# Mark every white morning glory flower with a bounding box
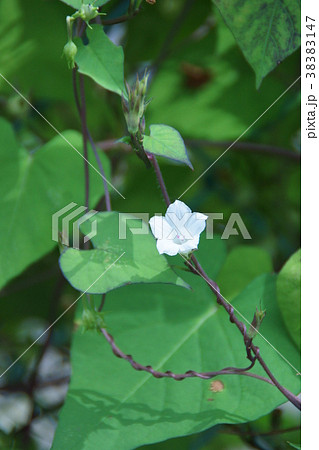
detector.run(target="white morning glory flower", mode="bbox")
[149,200,208,256]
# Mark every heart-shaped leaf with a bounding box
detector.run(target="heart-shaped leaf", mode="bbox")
[212,0,301,87]
[75,25,125,96]
[143,124,193,168]
[0,118,109,290]
[59,212,189,294]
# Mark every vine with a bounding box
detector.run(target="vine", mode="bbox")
[64,3,300,412]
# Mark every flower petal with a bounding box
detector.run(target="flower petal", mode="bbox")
[149,216,172,239]
[185,212,208,237]
[165,200,193,237]
[178,235,200,255]
[156,239,180,256]
[165,200,192,220]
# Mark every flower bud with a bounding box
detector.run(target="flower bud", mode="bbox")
[138,71,150,97]
[79,3,99,23]
[122,70,151,135]
[63,40,77,69]
[73,3,106,28]
[81,305,106,332]
[248,306,266,339]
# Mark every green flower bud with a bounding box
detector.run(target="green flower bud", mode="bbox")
[81,304,106,333]
[72,3,106,28]
[6,94,29,118]
[138,70,150,97]
[79,4,99,22]
[63,40,77,69]
[248,306,266,339]
[122,70,151,135]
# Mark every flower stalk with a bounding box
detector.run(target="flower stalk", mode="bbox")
[148,156,301,411]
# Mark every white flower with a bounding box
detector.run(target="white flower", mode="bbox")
[149,200,208,256]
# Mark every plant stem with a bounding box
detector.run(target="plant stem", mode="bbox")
[151,0,197,75]
[148,155,301,411]
[186,138,300,162]
[87,130,111,211]
[98,151,275,388]
[98,293,106,312]
[72,69,111,211]
[186,256,301,410]
[94,150,296,397]
[100,328,274,385]
[96,138,300,162]
[102,8,140,26]
[78,71,90,209]
[149,154,170,206]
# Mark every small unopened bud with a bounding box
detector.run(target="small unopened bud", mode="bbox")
[122,70,151,135]
[139,70,150,97]
[81,305,106,333]
[63,40,77,69]
[73,3,106,28]
[80,4,99,21]
[248,306,266,339]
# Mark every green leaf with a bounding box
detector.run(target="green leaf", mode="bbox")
[75,25,125,96]
[59,212,189,294]
[143,125,193,168]
[276,249,301,350]
[0,0,74,101]
[217,246,273,300]
[53,240,300,449]
[147,13,300,145]
[60,0,109,9]
[0,118,109,290]
[0,0,33,85]
[212,0,301,87]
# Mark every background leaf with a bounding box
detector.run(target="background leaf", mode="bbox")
[53,239,300,449]
[75,25,125,96]
[143,124,193,168]
[0,118,109,290]
[0,0,73,100]
[276,248,301,349]
[216,246,273,299]
[59,212,189,294]
[212,0,301,87]
[147,10,300,143]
